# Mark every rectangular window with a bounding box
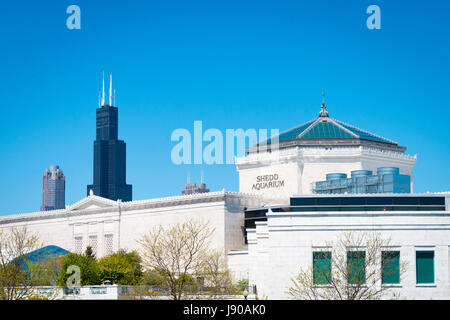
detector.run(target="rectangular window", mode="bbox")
[416,251,434,284]
[313,251,332,285]
[316,198,340,206]
[366,197,392,205]
[347,251,366,284]
[382,251,400,284]
[74,236,83,254]
[104,234,113,256]
[89,235,98,257]
[341,197,366,206]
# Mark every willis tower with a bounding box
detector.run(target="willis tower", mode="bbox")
[87,73,132,201]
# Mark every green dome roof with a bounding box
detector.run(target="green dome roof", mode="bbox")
[258,96,402,152]
[269,117,396,144]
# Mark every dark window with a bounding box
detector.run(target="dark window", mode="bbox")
[245,209,268,219]
[347,251,366,284]
[416,251,434,284]
[341,197,366,206]
[418,197,445,206]
[392,197,419,205]
[316,198,341,206]
[313,252,332,285]
[382,251,400,284]
[366,197,393,205]
[290,198,316,206]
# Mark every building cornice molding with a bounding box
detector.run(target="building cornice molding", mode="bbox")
[0,190,269,225]
[236,145,417,169]
[266,211,450,219]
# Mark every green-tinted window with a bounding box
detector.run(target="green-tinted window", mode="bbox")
[313,252,332,285]
[347,251,366,284]
[301,122,356,139]
[382,251,400,284]
[274,120,315,142]
[416,251,434,284]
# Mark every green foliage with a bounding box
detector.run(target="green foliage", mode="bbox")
[56,253,100,286]
[0,265,29,299]
[84,246,96,260]
[97,250,143,285]
[174,273,197,287]
[138,219,215,300]
[0,226,42,300]
[27,255,65,286]
[140,269,166,286]
[25,293,49,300]
[56,249,143,287]
[235,278,249,292]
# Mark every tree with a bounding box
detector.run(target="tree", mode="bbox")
[197,249,236,299]
[97,250,143,285]
[138,219,215,300]
[27,254,65,286]
[140,268,166,287]
[56,252,100,286]
[84,246,95,260]
[0,226,41,300]
[235,278,249,292]
[287,231,407,300]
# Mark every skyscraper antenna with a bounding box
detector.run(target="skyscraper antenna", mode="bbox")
[98,91,101,108]
[109,74,113,106]
[101,71,105,106]
[201,168,205,184]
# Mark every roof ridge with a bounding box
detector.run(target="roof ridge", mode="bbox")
[333,118,397,144]
[68,194,117,210]
[297,117,359,139]
[259,118,315,144]
[296,118,320,138]
[327,118,360,138]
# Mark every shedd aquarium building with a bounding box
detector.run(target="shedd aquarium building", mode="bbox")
[1,98,449,300]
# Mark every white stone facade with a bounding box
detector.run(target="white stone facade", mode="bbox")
[0,191,263,259]
[2,119,449,301]
[236,146,417,198]
[227,193,450,300]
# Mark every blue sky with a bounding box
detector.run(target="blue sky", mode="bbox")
[0,0,449,215]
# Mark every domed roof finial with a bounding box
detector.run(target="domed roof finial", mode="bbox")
[319,88,329,117]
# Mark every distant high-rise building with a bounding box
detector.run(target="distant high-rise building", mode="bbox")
[181,183,210,195]
[181,169,210,195]
[41,165,65,211]
[87,73,132,201]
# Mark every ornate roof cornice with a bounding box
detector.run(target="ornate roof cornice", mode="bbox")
[0,190,266,225]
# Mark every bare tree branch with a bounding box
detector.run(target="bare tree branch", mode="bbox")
[287,231,407,300]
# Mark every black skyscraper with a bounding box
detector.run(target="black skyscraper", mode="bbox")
[87,74,132,201]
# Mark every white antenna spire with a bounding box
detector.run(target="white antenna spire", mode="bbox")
[98,91,101,108]
[101,71,105,106]
[201,168,204,184]
[109,73,112,106]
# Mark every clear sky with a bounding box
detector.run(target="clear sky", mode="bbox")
[0,0,449,215]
